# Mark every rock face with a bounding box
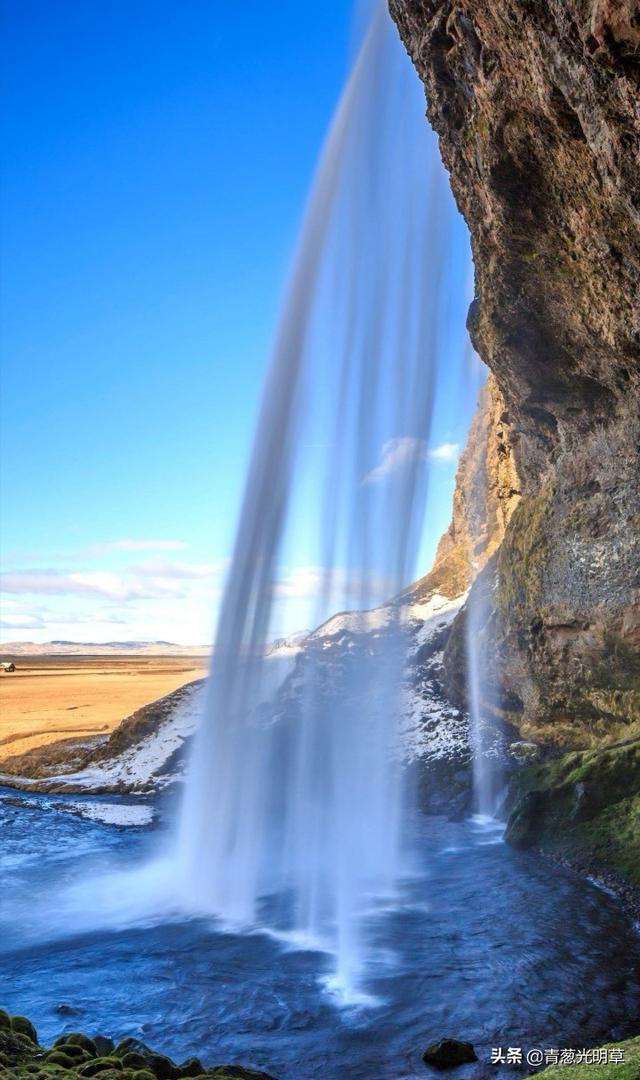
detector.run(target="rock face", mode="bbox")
[505,736,640,899]
[401,373,520,603]
[389,0,640,743]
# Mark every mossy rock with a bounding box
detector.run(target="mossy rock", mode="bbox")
[78,1058,124,1076]
[83,1073,126,1080]
[113,1040,146,1060]
[11,1016,38,1045]
[505,738,640,885]
[0,1013,280,1080]
[178,1059,204,1078]
[112,1042,181,1080]
[44,1050,78,1068]
[55,1033,98,1056]
[0,1028,33,1064]
[119,1054,149,1071]
[147,1054,181,1080]
[49,1043,91,1062]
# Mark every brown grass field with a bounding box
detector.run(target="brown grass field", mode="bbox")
[0,655,208,761]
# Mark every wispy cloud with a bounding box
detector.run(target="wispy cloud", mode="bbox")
[0,557,228,604]
[274,565,395,603]
[129,558,228,580]
[0,569,183,601]
[87,538,190,555]
[364,437,460,483]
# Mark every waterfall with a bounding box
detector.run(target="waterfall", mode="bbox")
[466,576,496,819]
[464,416,502,822]
[177,1,471,994]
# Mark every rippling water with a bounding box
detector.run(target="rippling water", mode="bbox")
[2,788,639,1079]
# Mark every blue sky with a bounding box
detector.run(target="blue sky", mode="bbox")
[0,1,483,644]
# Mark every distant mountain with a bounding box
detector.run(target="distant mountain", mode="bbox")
[0,640,210,657]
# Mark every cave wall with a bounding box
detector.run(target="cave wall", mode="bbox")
[389,0,640,742]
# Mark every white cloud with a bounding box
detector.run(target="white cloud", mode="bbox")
[364,437,460,483]
[129,558,228,580]
[0,613,45,630]
[274,566,328,600]
[0,569,183,601]
[87,538,190,555]
[428,441,460,462]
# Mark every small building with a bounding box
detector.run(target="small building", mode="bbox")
[0,662,16,673]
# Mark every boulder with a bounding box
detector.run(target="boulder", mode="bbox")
[94,1035,116,1057]
[422,1038,478,1068]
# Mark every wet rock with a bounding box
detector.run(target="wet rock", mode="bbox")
[55,1004,83,1017]
[93,1036,116,1057]
[422,1037,478,1068]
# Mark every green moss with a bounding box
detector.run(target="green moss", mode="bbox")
[55,1035,97,1057]
[540,1037,640,1079]
[45,1054,78,1069]
[78,1059,124,1076]
[0,1012,280,1080]
[506,738,640,884]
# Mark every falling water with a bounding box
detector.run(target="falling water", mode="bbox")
[178,2,471,994]
[464,409,502,821]
[466,576,497,819]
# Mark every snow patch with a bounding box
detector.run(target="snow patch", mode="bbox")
[59,801,155,827]
[44,683,204,793]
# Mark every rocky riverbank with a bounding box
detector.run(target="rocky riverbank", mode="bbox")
[0,1011,278,1080]
[3,1009,640,1079]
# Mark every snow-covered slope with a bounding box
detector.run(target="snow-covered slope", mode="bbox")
[4,594,470,798]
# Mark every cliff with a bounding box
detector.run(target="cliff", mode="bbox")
[402,372,520,603]
[389,0,640,743]
[388,0,640,898]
